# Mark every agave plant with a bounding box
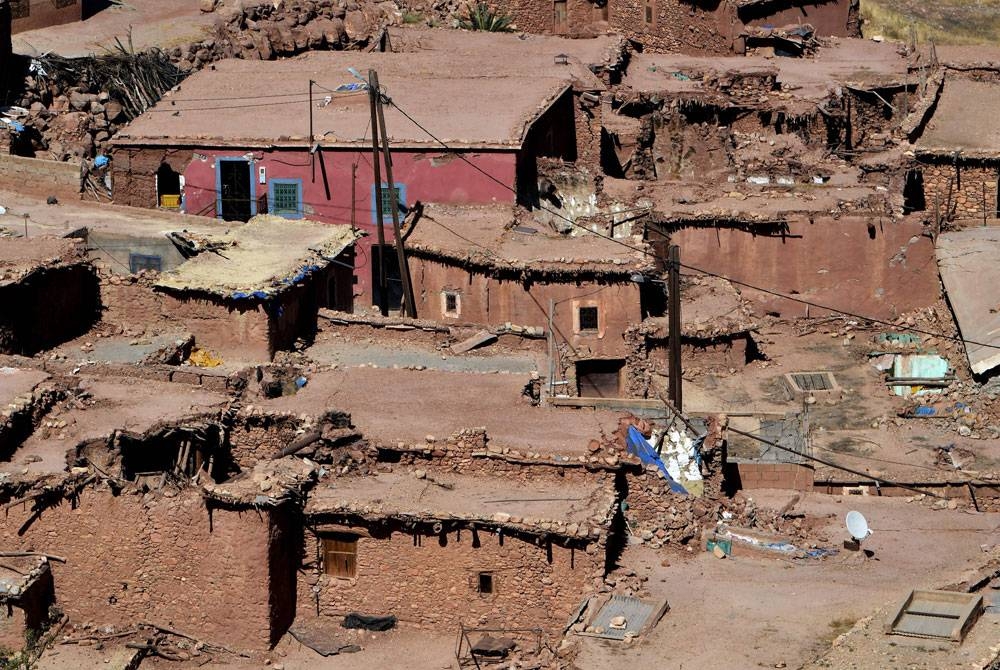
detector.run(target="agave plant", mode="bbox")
[460,2,514,32]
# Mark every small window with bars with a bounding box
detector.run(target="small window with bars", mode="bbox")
[322,534,358,579]
[442,291,461,318]
[577,306,599,332]
[269,179,303,218]
[372,183,406,224]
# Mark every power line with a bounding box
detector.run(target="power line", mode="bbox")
[383,92,1000,353]
[725,426,944,498]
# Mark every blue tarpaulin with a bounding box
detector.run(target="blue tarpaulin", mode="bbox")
[625,426,688,496]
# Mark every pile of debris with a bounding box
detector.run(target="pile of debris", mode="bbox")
[185,0,409,68]
[11,43,182,161]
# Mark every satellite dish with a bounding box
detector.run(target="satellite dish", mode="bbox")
[846,511,872,542]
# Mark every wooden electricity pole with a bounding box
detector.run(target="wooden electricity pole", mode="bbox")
[368,71,389,316]
[667,244,682,412]
[371,69,417,318]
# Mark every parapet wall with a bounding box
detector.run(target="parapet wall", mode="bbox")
[0,153,80,200]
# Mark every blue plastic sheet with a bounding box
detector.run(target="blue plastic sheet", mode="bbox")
[625,426,688,496]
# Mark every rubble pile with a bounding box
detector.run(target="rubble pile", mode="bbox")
[180,0,408,69]
[10,47,182,162]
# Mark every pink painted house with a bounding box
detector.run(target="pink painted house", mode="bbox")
[110,47,599,309]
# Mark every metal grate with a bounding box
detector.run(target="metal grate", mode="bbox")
[787,371,837,392]
[272,182,300,215]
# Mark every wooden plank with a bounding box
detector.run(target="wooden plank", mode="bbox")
[549,397,665,411]
[451,330,497,355]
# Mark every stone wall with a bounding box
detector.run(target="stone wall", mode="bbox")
[921,162,1000,221]
[297,520,602,636]
[496,0,856,53]
[0,487,287,650]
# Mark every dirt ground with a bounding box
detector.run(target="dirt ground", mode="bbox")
[575,491,1000,670]
[12,0,220,57]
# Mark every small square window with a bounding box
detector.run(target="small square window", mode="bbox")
[270,180,302,217]
[322,534,358,578]
[373,183,406,224]
[443,291,461,317]
[478,572,494,594]
[578,306,599,331]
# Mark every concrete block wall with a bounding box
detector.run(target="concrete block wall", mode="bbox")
[735,462,814,491]
[0,153,80,199]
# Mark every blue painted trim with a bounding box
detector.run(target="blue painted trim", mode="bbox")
[268,178,305,219]
[369,182,407,224]
[215,157,257,220]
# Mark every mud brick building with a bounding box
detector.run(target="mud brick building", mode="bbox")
[911,78,1000,222]
[110,37,621,307]
[153,216,359,362]
[0,236,99,355]
[498,0,858,54]
[299,472,615,636]
[7,0,80,34]
[404,203,656,398]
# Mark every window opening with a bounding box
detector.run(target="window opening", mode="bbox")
[270,180,301,217]
[643,0,655,24]
[478,572,494,594]
[372,183,406,224]
[443,291,461,317]
[322,534,358,578]
[578,306,599,331]
[129,254,162,274]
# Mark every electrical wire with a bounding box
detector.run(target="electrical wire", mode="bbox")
[725,426,943,498]
[382,92,1000,353]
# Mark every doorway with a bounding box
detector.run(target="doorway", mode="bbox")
[217,159,253,222]
[371,245,403,312]
[576,359,624,398]
[156,163,181,209]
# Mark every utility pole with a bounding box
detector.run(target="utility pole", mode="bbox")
[308,79,315,183]
[368,71,389,316]
[371,69,417,318]
[667,244,682,412]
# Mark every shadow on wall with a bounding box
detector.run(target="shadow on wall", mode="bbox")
[0,265,102,356]
[83,0,114,20]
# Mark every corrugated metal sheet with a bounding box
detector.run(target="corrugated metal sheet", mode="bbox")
[586,595,658,640]
[888,590,982,642]
[937,229,1000,376]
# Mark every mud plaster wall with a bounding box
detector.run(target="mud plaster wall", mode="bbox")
[110,148,193,211]
[160,294,273,363]
[0,264,99,356]
[409,256,640,361]
[10,0,80,34]
[921,163,999,221]
[673,216,939,319]
[0,489,285,650]
[298,523,601,635]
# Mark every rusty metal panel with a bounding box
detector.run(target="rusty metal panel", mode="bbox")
[887,590,983,642]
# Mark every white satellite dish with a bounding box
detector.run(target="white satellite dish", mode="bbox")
[846,511,872,542]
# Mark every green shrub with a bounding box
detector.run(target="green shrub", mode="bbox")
[460,3,514,32]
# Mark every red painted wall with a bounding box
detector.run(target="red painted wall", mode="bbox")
[178,147,517,306]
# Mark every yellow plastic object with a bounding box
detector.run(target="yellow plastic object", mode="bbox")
[188,347,223,368]
[160,194,181,209]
